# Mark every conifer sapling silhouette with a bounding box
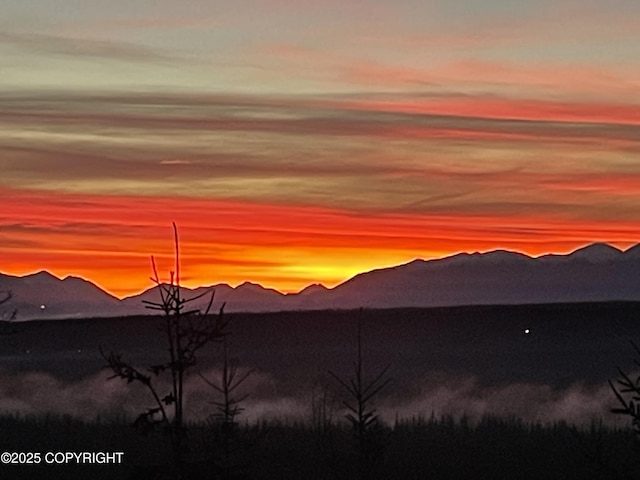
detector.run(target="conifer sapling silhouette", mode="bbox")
[329,309,391,480]
[200,335,254,478]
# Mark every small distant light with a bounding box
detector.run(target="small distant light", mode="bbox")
[524,329,531,334]
[40,304,46,310]
[77,348,82,354]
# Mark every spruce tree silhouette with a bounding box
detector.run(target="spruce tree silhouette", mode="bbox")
[200,335,254,479]
[329,309,391,480]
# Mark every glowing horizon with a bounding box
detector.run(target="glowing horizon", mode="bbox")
[3,234,638,300]
[3,186,640,298]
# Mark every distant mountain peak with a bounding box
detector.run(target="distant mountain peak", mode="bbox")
[62,274,84,282]
[236,281,264,290]
[24,270,60,282]
[297,283,329,295]
[569,243,623,262]
[477,249,531,261]
[233,281,283,296]
[440,249,531,266]
[33,269,57,277]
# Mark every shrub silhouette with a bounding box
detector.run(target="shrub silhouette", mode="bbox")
[102,223,228,479]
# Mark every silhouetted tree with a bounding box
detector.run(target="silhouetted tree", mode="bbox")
[102,223,228,479]
[610,341,640,437]
[200,335,254,479]
[605,344,640,479]
[329,309,392,480]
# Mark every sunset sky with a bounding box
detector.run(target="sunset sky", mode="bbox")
[2,0,640,297]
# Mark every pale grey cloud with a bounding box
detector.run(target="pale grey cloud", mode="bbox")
[0,29,180,63]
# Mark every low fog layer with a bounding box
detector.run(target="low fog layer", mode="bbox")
[0,368,623,427]
[378,374,619,426]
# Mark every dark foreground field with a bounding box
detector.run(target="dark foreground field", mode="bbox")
[3,302,640,386]
[2,302,640,478]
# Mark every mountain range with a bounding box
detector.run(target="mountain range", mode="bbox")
[2,243,640,320]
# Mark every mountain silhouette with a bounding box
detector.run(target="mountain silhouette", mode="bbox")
[3,242,640,320]
[0,271,122,319]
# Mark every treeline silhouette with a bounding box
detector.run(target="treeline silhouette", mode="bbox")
[0,413,637,480]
